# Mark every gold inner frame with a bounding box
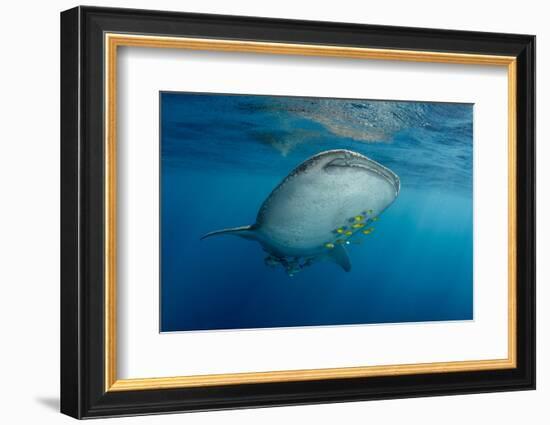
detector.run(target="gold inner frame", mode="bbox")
[104,33,518,392]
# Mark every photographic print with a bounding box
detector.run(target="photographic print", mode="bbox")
[160,92,473,332]
[61,9,535,416]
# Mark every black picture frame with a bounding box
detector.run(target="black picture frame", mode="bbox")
[61,5,535,419]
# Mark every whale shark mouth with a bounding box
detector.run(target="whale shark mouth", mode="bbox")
[324,155,401,195]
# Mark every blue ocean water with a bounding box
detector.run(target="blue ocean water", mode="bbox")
[160,92,473,332]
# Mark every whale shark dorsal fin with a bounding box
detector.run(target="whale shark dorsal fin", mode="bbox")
[200,225,257,241]
[329,245,351,272]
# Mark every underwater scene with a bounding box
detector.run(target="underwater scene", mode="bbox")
[160,92,473,332]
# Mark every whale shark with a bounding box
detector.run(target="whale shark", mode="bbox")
[201,149,400,275]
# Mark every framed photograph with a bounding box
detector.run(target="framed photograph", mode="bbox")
[60,6,535,419]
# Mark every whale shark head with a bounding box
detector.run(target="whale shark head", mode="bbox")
[293,149,400,196]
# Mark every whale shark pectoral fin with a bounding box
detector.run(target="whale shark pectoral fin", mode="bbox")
[328,245,351,272]
[200,225,257,241]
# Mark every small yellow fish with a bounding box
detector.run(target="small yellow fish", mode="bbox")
[362,228,375,235]
[352,223,365,229]
[324,242,335,249]
[354,215,364,222]
[345,230,353,236]
[336,228,345,234]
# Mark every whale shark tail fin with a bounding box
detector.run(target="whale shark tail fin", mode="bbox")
[200,225,257,241]
[329,245,351,272]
